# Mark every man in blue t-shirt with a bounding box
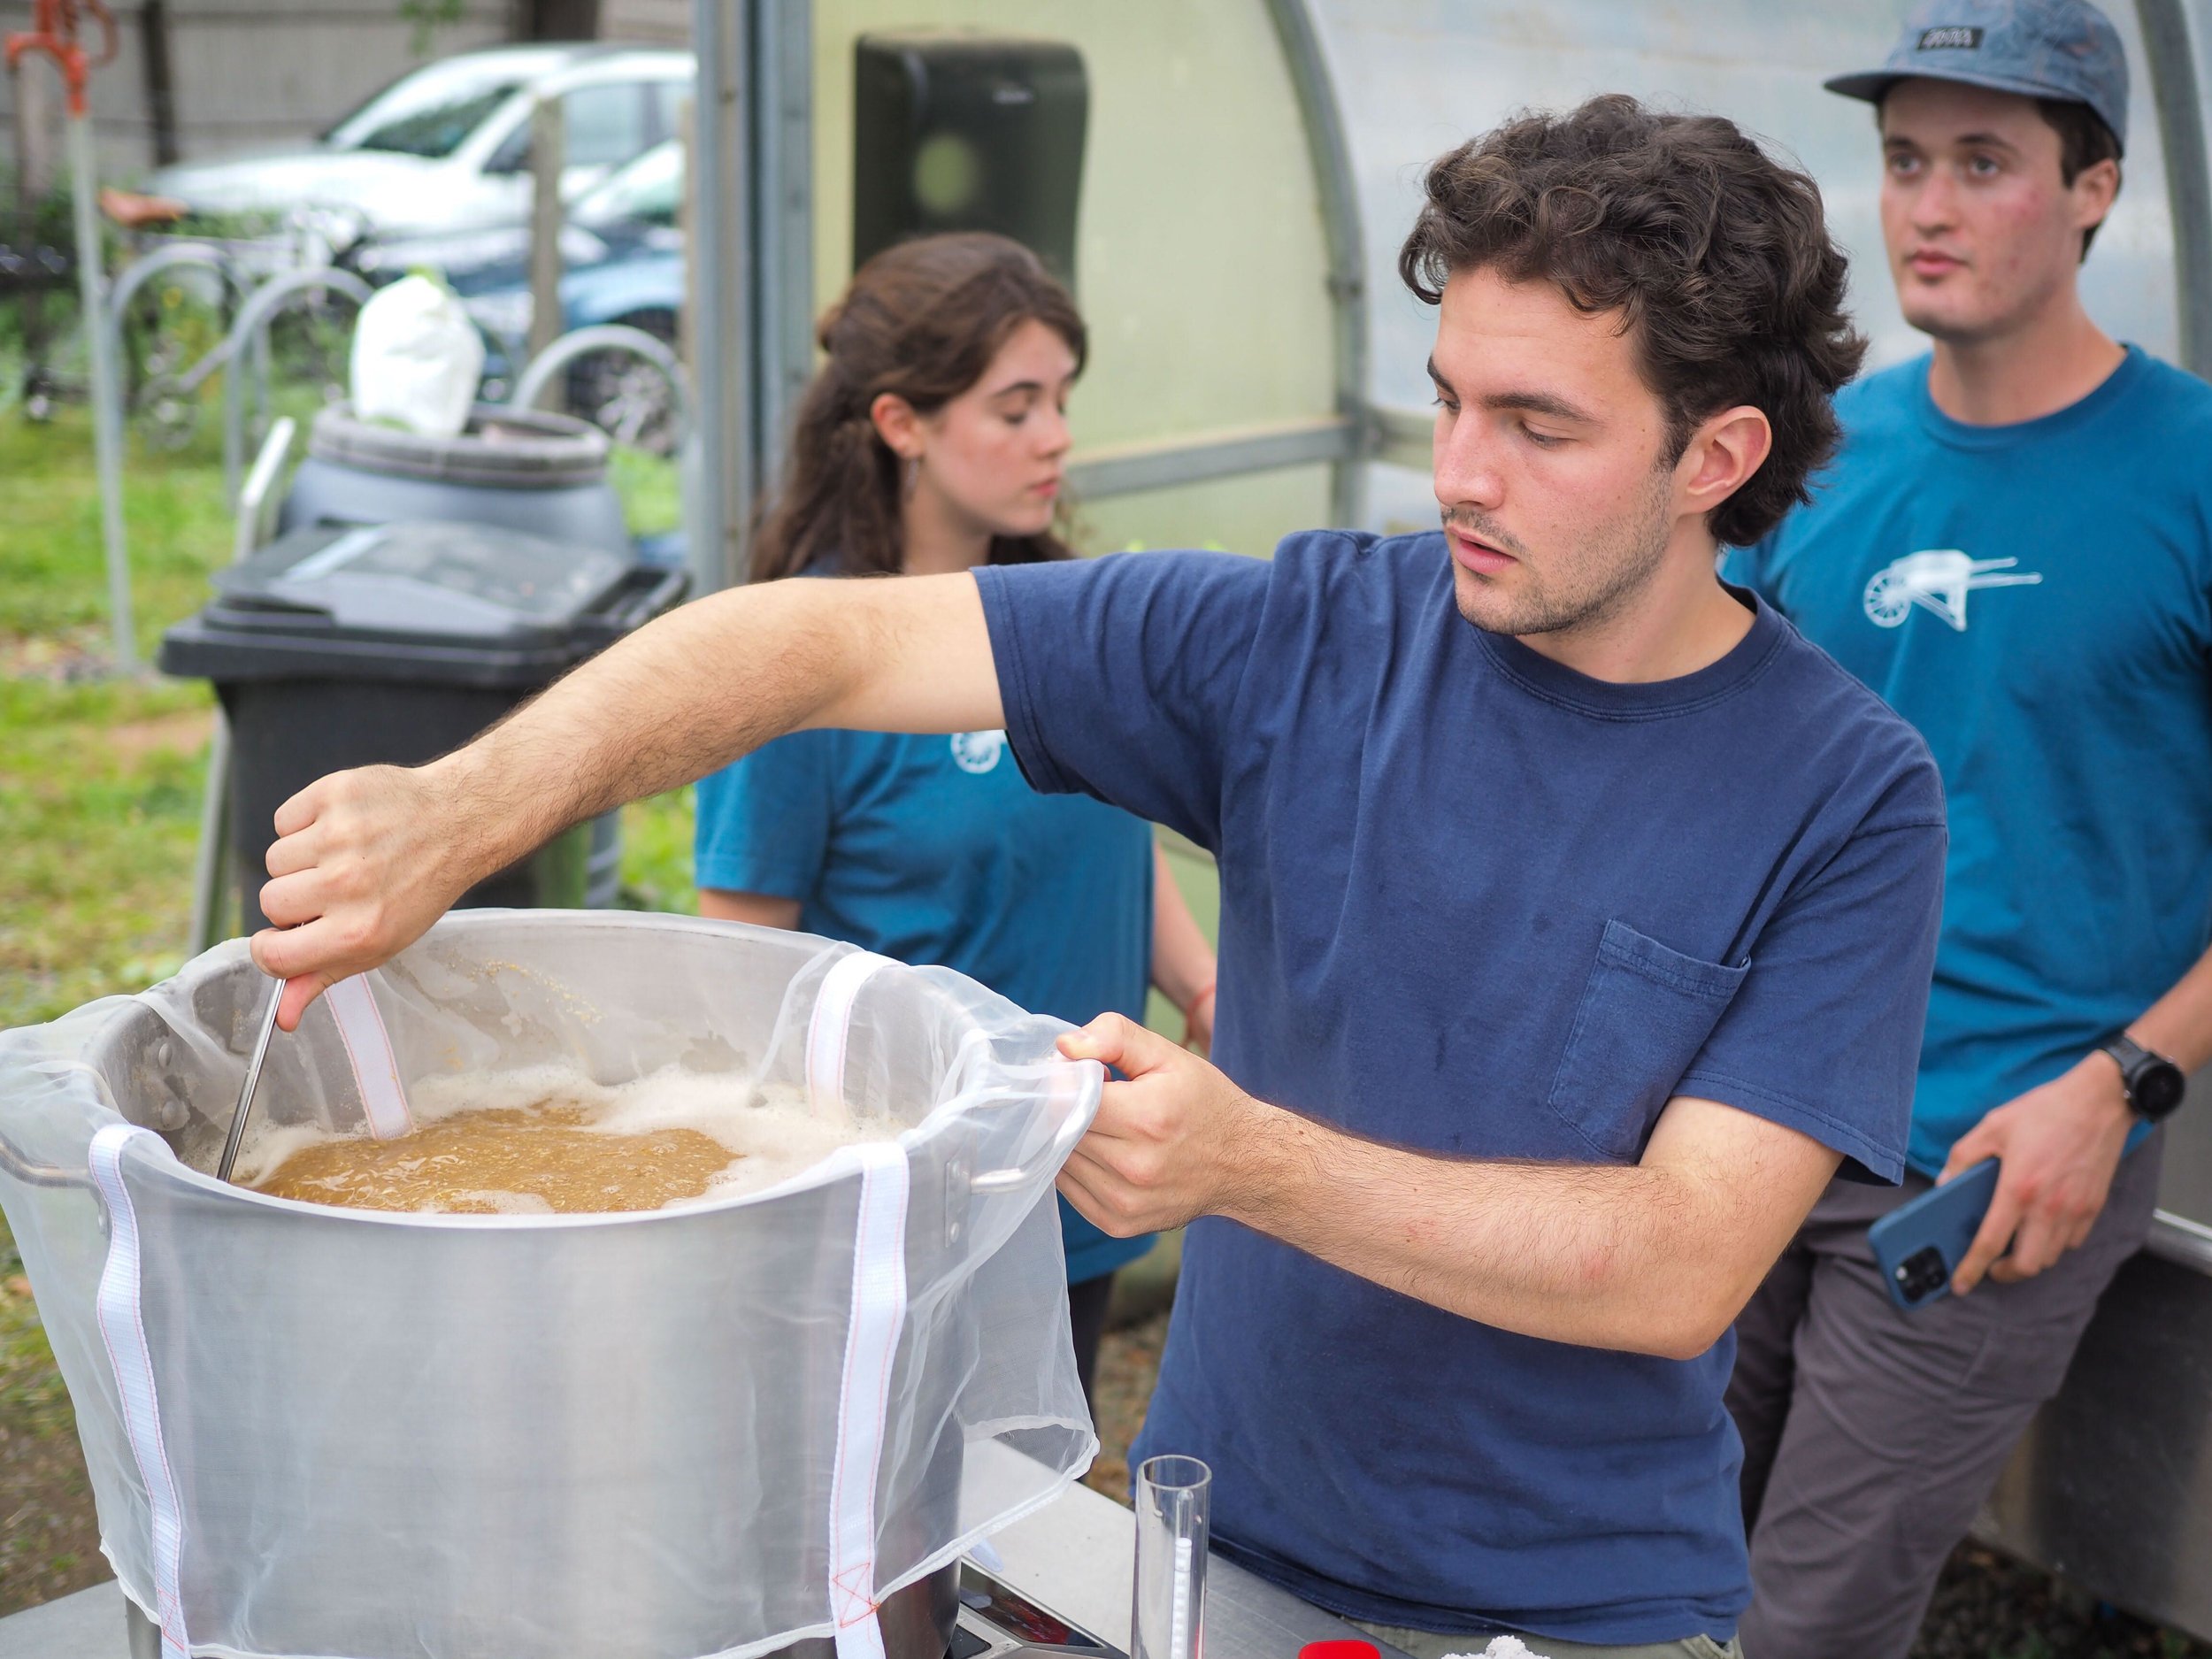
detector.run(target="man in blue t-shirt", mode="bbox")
[1722,4,2212,1654]
[254,99,1945,1653]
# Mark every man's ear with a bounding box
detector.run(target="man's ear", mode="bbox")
[1678,405,1772,518]
[2071,156,2121,240]
[870,392,925,460]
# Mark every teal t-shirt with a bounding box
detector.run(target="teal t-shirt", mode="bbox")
[694,724,1156,1283]
[1726,346,2212,1173]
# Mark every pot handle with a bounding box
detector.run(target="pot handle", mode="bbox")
[0,1139,89,1191]
[969,1057,1102,1194]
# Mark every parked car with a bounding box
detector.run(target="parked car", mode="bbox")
[151,45,692,241]
[352,141,684,451]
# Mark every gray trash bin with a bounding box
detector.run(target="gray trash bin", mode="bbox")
[159,519,687,926]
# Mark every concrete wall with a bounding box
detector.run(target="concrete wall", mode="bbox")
[2,0,517,182]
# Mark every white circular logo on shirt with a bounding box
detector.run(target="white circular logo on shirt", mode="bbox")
[949,730,1007,774]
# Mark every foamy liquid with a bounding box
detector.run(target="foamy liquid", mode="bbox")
[242,1064,896,1215]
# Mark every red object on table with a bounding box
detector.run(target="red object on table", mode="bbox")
[1300,1644,1382,1659]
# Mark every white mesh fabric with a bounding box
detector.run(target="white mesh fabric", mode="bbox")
[0,911,1100,1659]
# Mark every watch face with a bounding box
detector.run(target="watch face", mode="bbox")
[2137,1061,2188,1118]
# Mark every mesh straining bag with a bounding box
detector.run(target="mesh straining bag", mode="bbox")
[0,911,1100,1659]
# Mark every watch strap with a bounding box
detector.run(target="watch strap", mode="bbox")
[2100,1033,2185,1121]
[2101,1033,2154,1076]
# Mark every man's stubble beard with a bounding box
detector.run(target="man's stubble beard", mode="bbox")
[1894,244,2078,352]
[1444,465,1677,640]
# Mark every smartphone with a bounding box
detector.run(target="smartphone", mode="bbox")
[1867,1158,2001,1312]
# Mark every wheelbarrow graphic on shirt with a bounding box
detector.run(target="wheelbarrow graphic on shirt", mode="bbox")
[1862,549,2044,632]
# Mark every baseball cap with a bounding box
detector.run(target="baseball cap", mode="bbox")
[1824,0,2128,153]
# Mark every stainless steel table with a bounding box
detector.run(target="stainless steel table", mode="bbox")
[0,1472,1400,1659]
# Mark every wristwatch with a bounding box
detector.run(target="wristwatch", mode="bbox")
[2098,1033,2188,1122]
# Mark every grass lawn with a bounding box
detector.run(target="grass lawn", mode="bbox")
[0,403,691,1032]
[1,410,224,1031]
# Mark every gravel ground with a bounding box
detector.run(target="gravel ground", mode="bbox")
[1086,1309,2210,1659]
[1916,1547,2208,1659]
[1082,1307,1171,1506]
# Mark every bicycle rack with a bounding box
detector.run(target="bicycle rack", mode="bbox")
[131,264,369,507]
[107,238,245,328]
[104,240,250,448]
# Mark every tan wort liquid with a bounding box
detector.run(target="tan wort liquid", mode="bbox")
[252,1101,742,1215]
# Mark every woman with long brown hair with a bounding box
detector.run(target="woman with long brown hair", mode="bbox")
[694,234,1217,1405]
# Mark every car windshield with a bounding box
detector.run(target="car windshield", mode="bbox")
[574,140,683,229]
[326,61,532,158]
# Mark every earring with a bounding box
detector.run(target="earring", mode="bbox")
[902,456,920,501]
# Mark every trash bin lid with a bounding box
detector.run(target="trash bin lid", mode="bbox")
[158,520,687,688]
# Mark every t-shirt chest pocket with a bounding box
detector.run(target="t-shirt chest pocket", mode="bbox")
[1545,919,1748,1163]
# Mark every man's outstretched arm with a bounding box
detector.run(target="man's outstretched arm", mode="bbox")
[253,573,1001,1026]
[1056,1016,1841,1360]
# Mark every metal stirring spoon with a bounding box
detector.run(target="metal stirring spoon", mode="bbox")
[216,977,285,1184]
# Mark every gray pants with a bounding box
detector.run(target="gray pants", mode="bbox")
[1725,1135,2162,1659]
[1355,1617,1739,1659]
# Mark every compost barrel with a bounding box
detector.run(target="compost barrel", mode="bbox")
[280,401,630,556]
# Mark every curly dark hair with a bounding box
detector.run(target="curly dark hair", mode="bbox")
[1399,95,1867,549]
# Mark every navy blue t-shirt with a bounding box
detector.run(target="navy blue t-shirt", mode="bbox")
[1727,347,2212,1173]
[974,534,1947,1644]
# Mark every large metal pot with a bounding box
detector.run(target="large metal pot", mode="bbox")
[2,914,1098,1659]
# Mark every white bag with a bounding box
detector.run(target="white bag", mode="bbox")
[0,912,1100,1659]
[348,273,486,439]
